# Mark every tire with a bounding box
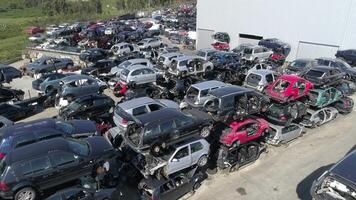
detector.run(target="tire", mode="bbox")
[197,155,208,167]
[15,187,36,200]
[200,126,211,138]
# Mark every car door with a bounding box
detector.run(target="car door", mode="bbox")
[168,146,192,174]
[281,124,300,142]
[159,180,177,200]
[83,78,99,94]
[169,175,192,199]
[174,115,195,136]
[244,122,260,142]
[142,68,156,83]
[49,152,81,184]
[129,69,142,83]
[190,141,204,164]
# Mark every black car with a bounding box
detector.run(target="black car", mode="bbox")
[258,38,291,56]
[311,150,356,200]
[45,187,118,200]
[264,101,308,126]
[0,87,24,103]
[31,73,67,91]
[81,59,121,76]
[79,48,108,63]
[335,49,356,65]
[0,95,47,121]
[120,108,213,155]
[0,64,22,83]
[59,94,115,121]
[27,57,74,74]
[203,86,269,122]
[0,136,116,200]
[304,66,344,87]
[283,59,318,76]
[138,168,206,200]
[316,57,356,81]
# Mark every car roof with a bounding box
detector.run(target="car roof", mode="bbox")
[0,118,56,136]
[126,64,150,71]
[5,138,71,164]
[249,69,274,76]
[61,74,94,83]
[310,65,333,72]
[191,80,226,90]
[209,86,252,98]
[126,58,150,63]
[118,97,156,110]
[135,108,182,125]
[330,150,356,185]
[173,55,198,61]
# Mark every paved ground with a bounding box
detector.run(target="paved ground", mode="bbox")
[7,60,356,200]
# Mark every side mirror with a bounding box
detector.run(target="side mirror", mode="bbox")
[172,158,179,162]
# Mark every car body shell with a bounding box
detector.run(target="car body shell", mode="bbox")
[244,69,277,92]
[241,45,273,62]
[137,37,163,49]
[267,123,304,146]
[308,87,342,108]
[110,58,153,76]
[168,56,214,77]
[283,59,318,76]
[110,42,139,55]
[300,107,338,128]
[119,64,157,85]
[264,101,308,126]
[156,52,184,69]
[304,65,344,87]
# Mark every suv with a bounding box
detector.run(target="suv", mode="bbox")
[244,69,277,92]
[0,137,115,200]
[311,150,356,200]
[113,97,179,129]
[304,66,344,87]
[203,86,269,122]
[196,49,218,61]
[168,56,214,77]
[241,45,273,63]
[180,80,226,109]
[135,139,210,178]
[156,52,184,69]
[137,38,163,50]
[118,108,213,155]
[119,65,158,86]
[283,59,318,76]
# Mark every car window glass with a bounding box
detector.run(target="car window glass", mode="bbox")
[13,134,37,148]
[132,106,148,116]
[36,131,63,141]
[30,157,52,173]
[148,104,163,112]
[51,153,76,167]
[266,74,274,83]
[145,125,160,137]
[175,116,193,127]
[200,89,209,97]
[143,68,154,74]
[190,142,203,153]
[131,69,142,76]
[160,120,175,133]
[174,146,189,159]
[246,123,258,136]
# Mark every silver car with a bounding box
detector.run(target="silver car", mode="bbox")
[58,75,107,101]
[244,69,277,92]
[196,49,219,61]
[113,97,179,129]
[267,123,304,146]
[168,56,214,77]
[119,65,157,86]
[300,107,338,128]
[180,80,226,109]
[110,42,138,55]
[137,37,163,50]
[156,52,184,69]
[110,58,153,76]
[140,138,210,178]
[241,45,273,62]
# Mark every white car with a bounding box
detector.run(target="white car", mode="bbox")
[110,43,138,55]
[300,107,338,128]
[241,45,273,62]
[137,38,163,50]
[110,58,153,76]
[168,56,214,77]
[156,52,184,69]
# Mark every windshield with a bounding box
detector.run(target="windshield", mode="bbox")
[196,51,206,58]
[55,121,74,134]
[290,60,308,68]
[121,69,130,76]
[119,61,132,69]
[243,48,253,54]
[68,139,90,156]
[306,70,324,78]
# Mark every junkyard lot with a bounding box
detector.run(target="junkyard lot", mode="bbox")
[6,60,356,200]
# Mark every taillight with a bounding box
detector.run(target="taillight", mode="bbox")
[0,153,5,159]
[0,182,9,191]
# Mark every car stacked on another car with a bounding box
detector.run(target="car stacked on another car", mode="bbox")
[304,65,344,87]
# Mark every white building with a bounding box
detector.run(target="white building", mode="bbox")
[196,0,356,60]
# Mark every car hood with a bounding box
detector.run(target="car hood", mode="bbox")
[71,120,97,135]
[86,136,114,157]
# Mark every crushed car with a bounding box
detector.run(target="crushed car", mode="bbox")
[300,107,338,128]
[267,123,304,146]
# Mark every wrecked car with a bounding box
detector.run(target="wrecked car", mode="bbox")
[137,37,163,50]
[258,38,291,57]
[113,97,179,129]
[267,123,304,146]
[311,150,356,200]
[138,168,207,200]
[209,52,240,68]
[119,65,159,86]
[168,56,214,77]
[300,107,338,128]
[336,49,356,66]
[317,57,356,81]
[116,108,213,156]
[156,52,184,69]
[110,42,139,55]
[0,64,22,83]
[212,32,230,43]
[203,86,269,122]
[283,58,318,76]
[211,42,230,51]
[240,45,273,63]
[264,101,308,126]
[196,48,218,61]
[32,73,71,94]
[304,66,344,87]
[27,57,74,75]
[180,80,226,109]
[81,59,121,76]
[134,138,210,179]
[243,69,278,92]
[332,96,354,114]
[220,117,269,147]
[265,75,313,103]
[59,94,114,121]
[79,48,108,63]
[110,58,153,76]
[308,87,342,108]
[0,87,24,103]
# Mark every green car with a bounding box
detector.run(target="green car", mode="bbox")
[308,87,342,108]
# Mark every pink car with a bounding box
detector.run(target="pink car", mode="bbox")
[220,118,269,147]
[266,75,313,103]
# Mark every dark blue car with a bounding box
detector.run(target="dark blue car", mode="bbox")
[27,57,74,74]
[0,118,99,158]
[209,52,241,68]
[258,38,291,56]
[0,64,22,83]
[336,49,356,66]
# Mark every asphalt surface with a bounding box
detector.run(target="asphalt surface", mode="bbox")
[7,60,356,200]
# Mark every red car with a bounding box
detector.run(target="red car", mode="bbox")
[212,42,230,51]
[25,26,44,35]
[220,118,269,147]
[266,75,313,103]
[113,81,128,97]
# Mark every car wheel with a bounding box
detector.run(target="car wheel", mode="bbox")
[15,187,36,200]
[197,155,208,167]
[200,126,211,138]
